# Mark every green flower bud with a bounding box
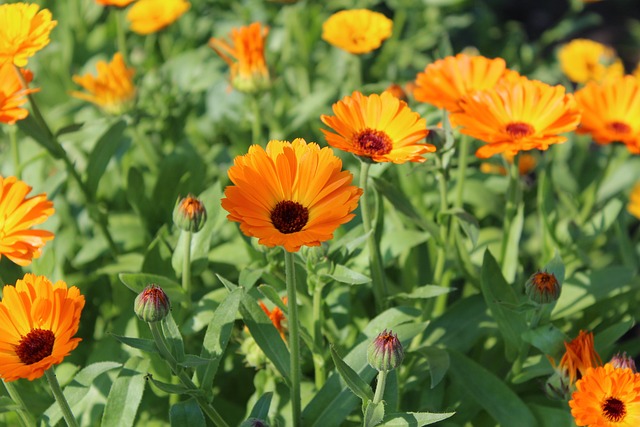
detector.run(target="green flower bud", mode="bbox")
[367,329,404,372]
[134,285,171,323]
[239,418,269,427]
[173,195,207,233]
[525,271,560,304]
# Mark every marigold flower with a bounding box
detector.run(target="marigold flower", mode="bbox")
[367,329,404,372]
[322,9,392,54]
[551,330,602,386]
[0,62,39,125]
[610,353,637,373]
[126,0,190,35]
[525,271,561,304]
[628,183,640,220]
[569,364,640,427]
[222,139,363,253]
[0,274,84,382]
[0,176,54,266]
[259,297,287,340]
[321,91,434,163]
[452,76,581,158]
[96,0,136,6]
[558,39,624,84]
[0,3,57,67]
[209,22,270,94]
[134,285,171,323]
[173,195,207,232]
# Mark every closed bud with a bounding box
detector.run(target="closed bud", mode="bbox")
[525,271,560,304]
[173,195,207,232]
[367,329,404,372]
[134,285,171,323]
[240,418,269,427]
[609,352,637,372]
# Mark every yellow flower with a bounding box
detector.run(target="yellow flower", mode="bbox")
[70,53,136,115]
[209,22,270,94]
[558,39,624,84]
[0,176,54,266]
[321,91,434,163]
[322,9,392,54]
[0,274,84,382]
[221,139,363,253]
[126,0,190,35]
[628,183,640,220]
[95,0,136,6]
[0,3,57,67]
[0,62,39,125]
[452,76,581,158]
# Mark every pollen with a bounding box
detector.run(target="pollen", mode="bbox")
[354,128,393,156]
[270,200,309,234]
[15,328,55,365]
[601,397,626,422]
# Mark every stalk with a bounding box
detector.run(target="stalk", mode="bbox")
[285,250,302,426]
[312,284,326,389]
[372,370,388,405]
[499,155,522,268]
[182,231,193,309]
[2,380,35,427]
[44,369,79,427]
[251,95,262,146]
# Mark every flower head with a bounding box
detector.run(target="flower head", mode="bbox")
[525,271,561,304]
[96,0,136,6]
[70,53,136,115]
[173,195,207,232]
[322,9,392,54]
[0,274,84,382]
[0,62,38,125]
[134,285,171,323]
[222,139,363,253]
[209,22,270,94]
[558,39,624,84]
[452,76,581,158]
[552,330,602,386]
[628,183,640,220]
[259,297,287,341]
[0,176,54,266]
[610,353,637,373]
[367,329,404,372]
[126,0,190,35]
[569,364,640,426]
[321,91,434,163]
[0,3,57,67]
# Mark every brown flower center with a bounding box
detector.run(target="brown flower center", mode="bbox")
[601,397,626,422]
[15,328,55,365]
[354,128,393,156]
[505,122,535,139]
[270,200,309,234]
[607,121,631,135]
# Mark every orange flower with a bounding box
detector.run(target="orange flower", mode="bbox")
[0,3,57,67]
[96,0,136,6]
[0,176,54,266]
[574,75,640,153]
[321,91,434,163]
[209,22,270,94]
[0,274,84,382]
[628,183,640,220]
[479,153,537,176]
[558,39,624,84]
[0,62,39,125]
[259,297,287,340]
[222,139,362,253]
[382,83,408,101]
[452,76,581,158]
[414,54,511,112]
[322,9,392,54]
[569,364,640,427]
[126,0,190,35]
[551,330,602,386]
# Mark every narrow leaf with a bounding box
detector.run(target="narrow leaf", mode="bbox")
[325,264,371,285]
[109,333,158,354]
[102,356,150,427]
[379,411,455,426]
[364,400,385,427]
[170,398,206,427]
[162,314,186,364]
[118,273,185,303]
[330,346,374,402]
[248,392,273,420]
[86,120,127,196]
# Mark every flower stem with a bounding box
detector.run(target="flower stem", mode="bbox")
[372,370,388,405]
[312,284,326,389]
[499,155,522,269]
[9,125,21,179]
[2,380,35,427]
[284,250,302,427]
[182,231,192,309]
[114,9,128,61]
[44,369,79,427]
[250,95,262,146]
[454,135,470,209]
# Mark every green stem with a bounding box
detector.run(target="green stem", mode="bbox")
[194,396,230,427]
[44,369,79,427]
[499,155,521,267]
[284,250,302,427]
[312,284,326,389]
[182,231,192,309]
[250,95,262,146]
[114,9,129,61]
[359,161,388,313]
[2,380,35,427]
[372,370,388,405]
[454,135,470,209]
[9,125,21,179]
[578,144,615,224]
[149,321,177,369]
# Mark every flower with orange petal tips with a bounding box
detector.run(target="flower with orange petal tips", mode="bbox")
[259,297,287,340]
[96,0,136,6]
[322,9,392,54]
[0,3,57,67]
[209,22,270,94]
[558,39,624,84]
[0,62,39,125]
[70,53,136,115]
[321,91,434,163]
[414,54,512,112]
[222,139,362,253]
[551,330,602,386]
[0,176,54,266]
[126,0,190,35]
[569,364,640,427]
[452,76,581,158]
[0,274,84,382]
[628,183,640,220]
[574,75,640,153]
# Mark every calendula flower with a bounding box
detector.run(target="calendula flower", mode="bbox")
[0,274,84,382]
[610,353,638,373]
[222,139,362,253]
[321,91,434,163]
[322,9,392,54]
[574,75,640,153]
[414,54,511,112]
[126,0,190,35]
[525,271,561,304]
[96,0,136,6]
[570,364,640,427]
[209,22,270,94]
[0,176,54,266]
[0,62,39,125]
[628,183,640,220]
[553,330,602,385]
[558,39,624,84]
[70,53,136,115]
[259,297,287,340]
[452,76,581,158]
[0,3,57,67]
[173,195,207,232]
[367,329,404,372]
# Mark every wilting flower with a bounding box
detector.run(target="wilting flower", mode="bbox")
[0,176,54,266]
[367,329,404,372]
[610,353,638,373]
[134,285,171,323]
[0,62,39,125]
[569,364,640,426]
[0,274,84,382]
[0,3,57,67]
[480,153,537,176]
[321,91,434,163]
[173,195,207,232]
[414,54,511,112]
[126,0,190,35]
[552,330,602,386]
[558,39,624,84]
[259,297,287,340]
[452,76,581,158]
[574,75,640,153]
[322,9,392,54]
[95,0,136,6]
[525,271,561,304]
[70,53,136,115]
[222,139,362,253]
[209,22,270,94]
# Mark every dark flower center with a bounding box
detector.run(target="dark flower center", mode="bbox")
[270,200,309,234]
[16,328,55,365]
[354,128,393,156]
[601,397,626,422]
[607,121,631,135]
[505,122,535,139]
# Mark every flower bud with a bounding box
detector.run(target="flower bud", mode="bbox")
[134,285,171,323]
[173,195,207,233]
[239,418,269,427]
[525,271,560,304]
[609,352,637,372]
[367,329,404,372]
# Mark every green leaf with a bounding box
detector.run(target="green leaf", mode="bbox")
[239,268,264,289]
[16,115,64,158]
[543,251,565,285]
[170,398,206,427]
[378,411,455,426]
[522,324,566,356]
[324,264,371,285]
[147,375,197,395]
[418,347,450,389]
[391,286,453,300]
[0,396,21,413]
[330,346,374,403]
[582,198,623,238]
[501,203,524,283]
[118,273,185,303]
[257,284,286,311]
[595,318,635,355]
[178,355,212,368]
[86,120,127,196]
[364,400,385,427]
[109,333,158,354]
[162,314,186,364]
[248,392,273,420]
[441,208,479,248]
[102,356,150,427]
